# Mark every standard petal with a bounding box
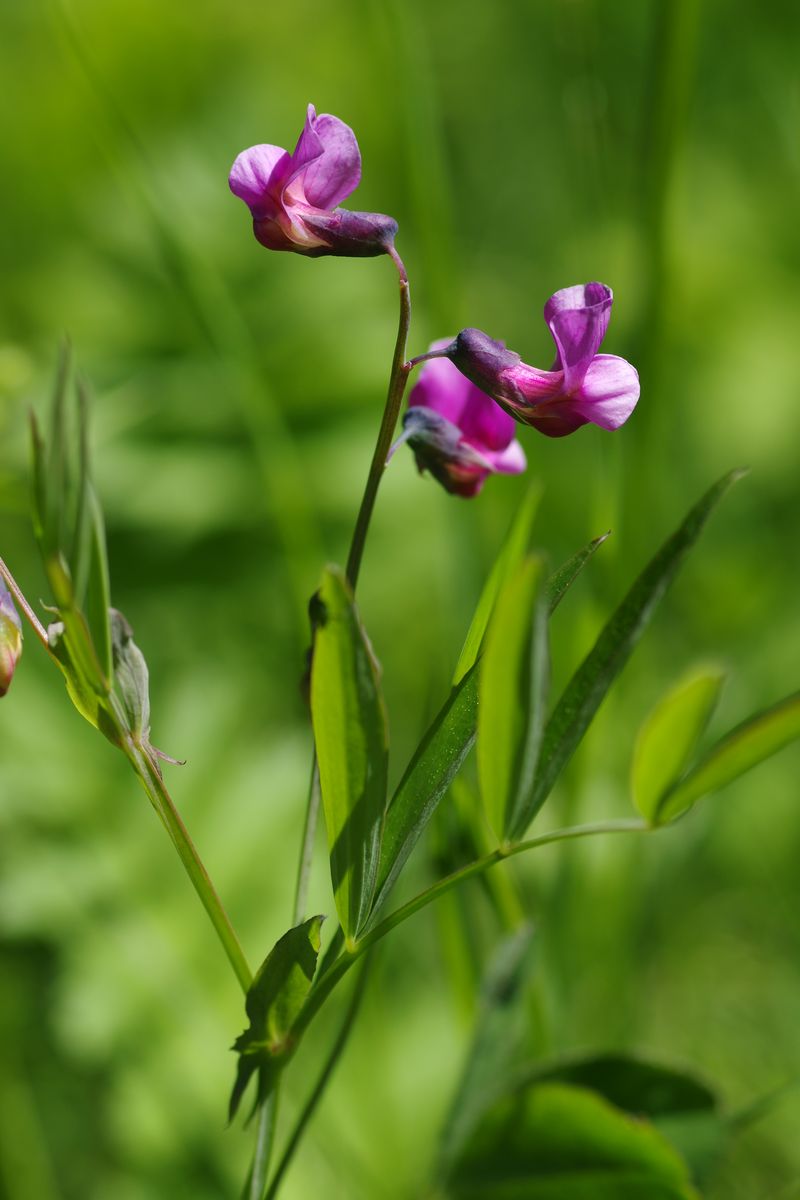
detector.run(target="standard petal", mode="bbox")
[301,112,362,209]
[545,282,612,391]
[229,144,289,218]
[571,353,640,429]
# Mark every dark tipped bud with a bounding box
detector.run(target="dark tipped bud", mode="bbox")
[0,585,22,697]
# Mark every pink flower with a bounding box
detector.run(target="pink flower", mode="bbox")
[229,104,398,258]
[396,340,526,498]
[440,283,639,437]
[0,584,22,697]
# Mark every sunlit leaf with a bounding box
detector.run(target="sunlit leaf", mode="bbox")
[444,1082,698,1199]
[453,484,541,686]
[658,690,800,823]
[526,469,745,822]
[229,916,324,1121]
[311,566,388,939]
[369,665,478,924]
[546,531,610,614]
[632,666,726,824]
[478,555,549,842]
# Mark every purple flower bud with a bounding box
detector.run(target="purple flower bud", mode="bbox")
[0,585,22,697]
[399,341,526,497]
[229,105,398,258]
[445,283,640,437]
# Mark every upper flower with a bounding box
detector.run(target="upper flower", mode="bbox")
[397,340,526,497]
[439,283,639,437]
[0,583,22,697]
[229,104,398,258]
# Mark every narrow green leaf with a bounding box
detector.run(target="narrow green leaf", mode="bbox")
[369,665,478,924]
[229,916,324,1121]
[85,487,113,683]
[45,342,72,556]
[453,484,541,685]
[632,665,726,824]
[478,555,550,842]
[546,531,610,614]
[658,690,800,823]
[526,469,745,822]
[311,566,389,939]
[29,411,47,543]
[445,1082,698,1199]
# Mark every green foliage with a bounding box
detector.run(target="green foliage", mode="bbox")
[632,666,726,824]
[526,470,745,823]
[310,566,388,939]
[478,556,550,842]
[229,916,324,1121]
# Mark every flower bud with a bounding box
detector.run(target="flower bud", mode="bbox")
[0,585,22,697]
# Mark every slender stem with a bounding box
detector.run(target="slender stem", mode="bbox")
[0,558,49,647]
[125,741,253,994]
[293,820,649,1041]
[264,956,373,1200]
[345,248,412,590]
[293,756,320,925]
[247,1093,278,1200]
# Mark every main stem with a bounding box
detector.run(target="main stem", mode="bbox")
[345,248,411,591]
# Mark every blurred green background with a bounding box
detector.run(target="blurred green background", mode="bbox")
[1,0,799,1196]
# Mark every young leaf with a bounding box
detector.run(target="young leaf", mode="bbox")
[368,665,478,924]
[478,555,549,842]
[444,1082,698,1199]
[229,915,324,1121]
[310,566,388,940]
[632,666,726,825]
[453,484,541,686]
[546,531,610,614]
[657,690,800,824]
[526,469,745,823]
[85,487,113,684]
[529,1053,716,1120]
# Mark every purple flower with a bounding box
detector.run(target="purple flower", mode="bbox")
[0,584,22,698]
[397,340,526,498]
[439,283,639,437]
[229,104,398,258]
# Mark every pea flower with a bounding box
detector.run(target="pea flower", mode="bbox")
[435,283,639,437]
[394,340,526,497]
[229,104,398,258]
[0,584,22,697]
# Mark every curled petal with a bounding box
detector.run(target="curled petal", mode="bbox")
[229,144,290,218]
[570,354,640,430]
[545,282,612,392]
[301,112,361,209]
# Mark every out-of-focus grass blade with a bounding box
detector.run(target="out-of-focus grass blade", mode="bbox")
[453,484,541,686]
[632,665,726,824]
[546,531,610,614]
[30,412,47,543]
[478,556,549,842]
[229,916,324,1121]
[311,566,388,940]
[85,487,113,683]
[526,469,745,821]
[658,690,800,824]
[368,665,478,925]
[45,342,72,556]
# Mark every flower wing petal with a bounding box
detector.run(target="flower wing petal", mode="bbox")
[229,144,290,218]
[572,354,640,430]
[301,112,362,209]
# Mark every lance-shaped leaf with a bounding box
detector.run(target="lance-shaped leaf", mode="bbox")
[453,484,541,686]
[546,531,610,614]
[632,665,726,825]
[444,1082,698,1199]
[311,566,388,940]
[368,664,478,925]
[657,690,800,824]
[525,469,745,823]
[229,915,324,1121]
[478,555,550,842]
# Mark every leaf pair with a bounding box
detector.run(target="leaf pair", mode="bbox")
[633,668,800,825]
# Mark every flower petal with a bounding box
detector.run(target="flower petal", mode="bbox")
[409,343,518,453]
[482,438,527,474]
[301,112,361,209]
[571,353,640,430]
[229,144,290,218]
[295,207,397,257]
[545,282,612,391]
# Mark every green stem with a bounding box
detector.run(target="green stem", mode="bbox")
[125,741,253,994]
[345,248,411,590]
[246,1093,278,1200]
[0,557,49,647]
[293,820,649,1041]
[264,956,373,1200]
